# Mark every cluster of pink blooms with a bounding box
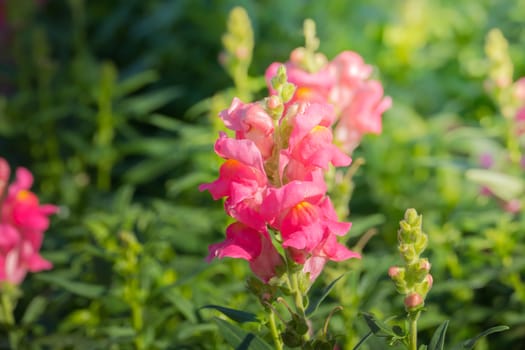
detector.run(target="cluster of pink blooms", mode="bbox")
[200,48,391,284]
[0,158,57,285]
[266,49,392,154]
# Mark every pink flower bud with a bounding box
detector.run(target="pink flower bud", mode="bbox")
[267,95,281,110]
[426,274,433,289]
[420,259,431,271]
[404,293,424,309]
[235,47,249,60]
[388,266,401,278]
[290,48,306,64]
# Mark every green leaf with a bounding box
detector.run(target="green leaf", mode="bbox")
[428,320,449,350]
[35,334,109,349]
[361,312,396,337]
[101,326,136,339]
[352,331,373,350]
[454,325,509,350]
[35,273,105,299]
[116,70,159,98]
[465,169,524,201]
[201,305,258,323]
[21,296,47,325]
[165,290,198,323]
[119,87,182,117]
[306,274,345,316]
[213,317,273,350]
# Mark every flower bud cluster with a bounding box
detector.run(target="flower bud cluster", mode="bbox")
[389,209,433,312]
[219,7,253,76]
[0,158,57,285]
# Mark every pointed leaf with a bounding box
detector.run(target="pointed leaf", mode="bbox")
[306,274,345,316]
[352,331,373,350]
[21,296,47,325]
[457,325,509,350]
[428,320,449,350]
[35,273,105,299]
[213,317,273,350]
[116,70,159,98]
[361,312,396,337]
[201,305,258,323]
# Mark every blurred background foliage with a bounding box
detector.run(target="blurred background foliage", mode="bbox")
[0,0,524,348]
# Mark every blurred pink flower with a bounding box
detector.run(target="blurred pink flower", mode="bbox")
[207,222,283,283]
[0,158,57,285]
[265,50,391,154]
[479,153,494,169]
[265,60,334,105]
[333,80,392,153]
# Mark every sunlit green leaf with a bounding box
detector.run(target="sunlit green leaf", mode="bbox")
[465,169,524,201]
[428,320,449,350]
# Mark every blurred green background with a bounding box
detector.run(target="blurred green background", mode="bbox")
[0,0,524,349]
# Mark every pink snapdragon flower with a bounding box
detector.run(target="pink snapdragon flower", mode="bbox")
[0,157,57,285]
[207,222,283,283]
[260,180,359,281]
[201,73,361,284]
[220,98,275,159]
[280,102,351,182]
[265,50,391,154]
[199,133,268,231]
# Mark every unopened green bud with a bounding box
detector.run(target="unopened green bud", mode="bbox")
[399,221,412,238]
[404,208,420,226]
[415,274,433,296]
[399,243,417,263]
[281,82,296,103]
[414,234,428,255]
[272,65,288,90]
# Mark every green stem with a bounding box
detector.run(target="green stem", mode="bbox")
[1,293,19,350]
[290,271,310,342]
[268,309,283,350]
[290,272,305,317]
[408,311,420,350]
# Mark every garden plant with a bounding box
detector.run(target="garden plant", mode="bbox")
[0,1,524,349]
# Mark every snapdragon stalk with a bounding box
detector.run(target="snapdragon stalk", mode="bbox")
[389,209,433,350]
